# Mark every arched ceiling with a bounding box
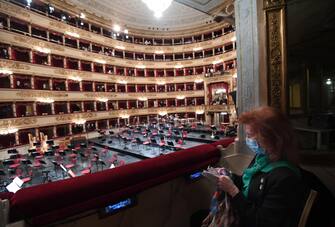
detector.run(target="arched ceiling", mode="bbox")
[65,0,234,32]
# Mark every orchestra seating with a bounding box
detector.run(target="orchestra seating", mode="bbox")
[0,138,235,226]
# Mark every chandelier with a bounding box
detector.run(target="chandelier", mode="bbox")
[142,0,173,18]
[72,118,87,125]
[37,97,54,103]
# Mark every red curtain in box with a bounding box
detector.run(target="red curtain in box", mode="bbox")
[207,82,229,104]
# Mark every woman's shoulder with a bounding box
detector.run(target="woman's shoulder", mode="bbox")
[266,166,303,185]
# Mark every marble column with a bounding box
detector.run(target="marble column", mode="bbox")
[235,0,267,151]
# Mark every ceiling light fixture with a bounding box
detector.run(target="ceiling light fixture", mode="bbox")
[69,76,82,82]
[174,64,183,69]
[176,95,185,100]
[195,109,205,115]
[215,88,226,94]
[115,45,125,50]
[96,97,108,102]
[35,46,51,54]
[124,29,129,34]
[326,78,332,85]
[193,47,203,51]
[36,97,54,103]
[194,79,204,83]
[138,97,148,101]
[212,59,223,65]
[65,31,80,38]
[142,0,173,18]
[79,13,86,19]
[0,127,18,135]
[136,64,146,69]
[113,24,121,32]
[155,50,164,54]
[120,114,130,119]
[95,59,106,64]
[0,69,13,75]
[118,80,127,84]
[72,118,86,125]
[158,111,167,116]
[156,81,166,85]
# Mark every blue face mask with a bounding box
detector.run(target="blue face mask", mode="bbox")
[245,137,266,155]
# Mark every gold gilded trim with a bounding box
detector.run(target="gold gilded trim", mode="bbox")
[0,118,37,128]
[56,112,97,122]
[16,91,68,98]
[264,0,287,112]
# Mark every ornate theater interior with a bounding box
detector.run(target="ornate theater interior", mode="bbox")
[0,0,334,226]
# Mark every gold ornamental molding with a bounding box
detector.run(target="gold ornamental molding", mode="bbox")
[0,1,234,54]
[16,90,68,98]
[0,105,230,130]
[0,29,235,69]
[0,59,226,85]
[13,36,65,52]
[264,0,287,112]
[0,61,30,70]
[205,104,232,112]
[0,1,31,19]
[0,89,204,102]
[55,112,97,122]
[0,118,37,129]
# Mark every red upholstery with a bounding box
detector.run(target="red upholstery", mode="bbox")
[0,192,14,200]
[9,143,221,225]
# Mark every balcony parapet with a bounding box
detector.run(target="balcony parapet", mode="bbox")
[0,105,233,130]
[0,1,235,54]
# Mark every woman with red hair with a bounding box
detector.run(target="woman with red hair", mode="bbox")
[217,106,306,227]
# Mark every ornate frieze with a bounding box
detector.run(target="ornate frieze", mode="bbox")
[55,112,97,122]
[16,90,68,98]
[0,118,37,128]
[1,30,236,69]
[0,60,30,70]
[0,2,31,19]
[264,0,285,9]
[264,0,287,111]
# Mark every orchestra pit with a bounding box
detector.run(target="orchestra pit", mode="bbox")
[0,0,334,226]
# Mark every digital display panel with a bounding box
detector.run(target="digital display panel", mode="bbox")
[188,170,203,181]
[100,197,136,217]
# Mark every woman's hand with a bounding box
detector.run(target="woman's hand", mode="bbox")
[217,176,239,197]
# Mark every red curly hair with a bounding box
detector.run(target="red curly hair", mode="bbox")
[239,106,299,165]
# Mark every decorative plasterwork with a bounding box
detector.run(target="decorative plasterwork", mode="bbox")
[13,36,65,52]
[264,0,285,9]
[16,91,68,98]
[264,0,287,112]
[42,0,231,36]
[56,112,97,122]
[0,105,231,130]
[0,1,31,19]
[0,30,235,69]
[0,1,235,54]
[0,61,30,70]
[0,59,232,85]
[0,118,37,128]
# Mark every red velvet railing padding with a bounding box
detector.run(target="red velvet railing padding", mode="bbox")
[0,192,14,200]
[9,143,219,224]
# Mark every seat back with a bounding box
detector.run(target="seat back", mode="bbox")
[298,189,318,227]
